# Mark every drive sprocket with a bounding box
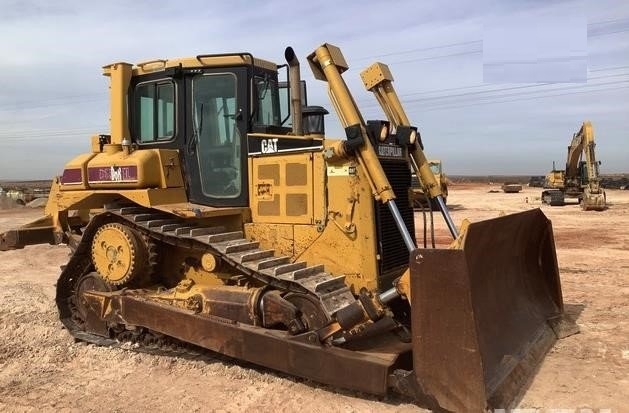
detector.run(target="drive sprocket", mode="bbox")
[91,222,147,286]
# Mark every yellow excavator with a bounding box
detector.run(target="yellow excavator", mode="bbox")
[409,160,448,209]
[0,43,577,412]
[542,121,607,210]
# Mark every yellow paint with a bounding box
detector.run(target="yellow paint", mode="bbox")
[102,62,132,145]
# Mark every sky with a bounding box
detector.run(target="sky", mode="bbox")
[0,0,627,179]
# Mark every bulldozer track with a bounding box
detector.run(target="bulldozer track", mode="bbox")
[56,205,356,351]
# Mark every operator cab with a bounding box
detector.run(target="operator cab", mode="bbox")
[127,54,300,207]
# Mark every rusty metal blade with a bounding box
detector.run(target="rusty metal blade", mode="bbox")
[0,226,57,250]
[409,209,575,412]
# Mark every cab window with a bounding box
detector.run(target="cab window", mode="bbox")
[254,76,280,126]
[192,73,241,198]
[134,81,175,142]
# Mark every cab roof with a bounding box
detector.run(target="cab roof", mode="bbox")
[103,53,278,76]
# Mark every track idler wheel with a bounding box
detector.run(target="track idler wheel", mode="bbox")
[71,272,113,329]
[91,222,148,287]
[283,292,331,331]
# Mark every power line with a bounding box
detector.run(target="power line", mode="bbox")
[0,93,105,110]
[3,77,628,140]
[352,40,481,62]
[408,83,629,112]
[357,66,629,101]
[588,17,629,26]
[357,71,629,108]
[360,84,628,120]
[0,17,625,115]
[483,56,587,65]
[0,127,108,141]
[590,65,629,72]
[0,136,92,143]
[416,72,628,100]
[0,96,106,113]
[350,16,628,63]
[386,49,481,66]
[589,27,629,37]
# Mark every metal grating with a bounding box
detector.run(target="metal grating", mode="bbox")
[375,159,416,284]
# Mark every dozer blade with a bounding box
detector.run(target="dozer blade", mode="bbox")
[408,208,577,412]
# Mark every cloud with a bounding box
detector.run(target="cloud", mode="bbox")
[0,0,627,179]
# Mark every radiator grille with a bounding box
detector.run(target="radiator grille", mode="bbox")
[375,159,415,287]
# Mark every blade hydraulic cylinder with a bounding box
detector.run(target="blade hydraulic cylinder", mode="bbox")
[360,62,458,238]
[307,44,416,249]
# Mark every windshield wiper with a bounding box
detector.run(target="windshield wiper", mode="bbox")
[188,102,204,154]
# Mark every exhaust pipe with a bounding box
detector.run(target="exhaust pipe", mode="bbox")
[102,62,133,145]
[284,47,303,135]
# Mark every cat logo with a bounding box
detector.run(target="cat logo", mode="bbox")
[110,166,122,181]
[377,144,403,158]
[261,138,278,153]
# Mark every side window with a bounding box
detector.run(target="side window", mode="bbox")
[134,81,175,143]
[278,80,307,127]
[255,77,280,126]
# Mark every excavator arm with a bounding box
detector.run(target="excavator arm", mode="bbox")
[565,127,585,178]
[581,122,603,194]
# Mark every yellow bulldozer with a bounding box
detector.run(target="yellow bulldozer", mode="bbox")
[0,43,577,412]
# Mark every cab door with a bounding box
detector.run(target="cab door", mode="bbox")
[184,68,249,207]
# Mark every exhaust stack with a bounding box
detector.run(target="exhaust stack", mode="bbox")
[102,62,133,145]
[284,47,303,135]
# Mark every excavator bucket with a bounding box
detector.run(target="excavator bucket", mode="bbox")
[408,209,577,412]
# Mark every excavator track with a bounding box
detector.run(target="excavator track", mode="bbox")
[56,205,357,350]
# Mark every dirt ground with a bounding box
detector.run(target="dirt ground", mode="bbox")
[0,185,627,412]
